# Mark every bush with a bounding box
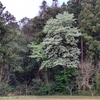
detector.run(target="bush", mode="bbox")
[13,83,31,95]
[0,82,13,96]
[30,79,56,95]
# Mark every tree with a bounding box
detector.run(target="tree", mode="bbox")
[78,0,100,63]
[0,20,7,78]
[31,0,67,44]
[41,12,81,69]
[19,17,30,29]
[39,0,48,19]
[2,11,16,24]
[52,0,58,7]
[0,20,18,81]
[76,62,94,96]
[0,2,16,24]
[79,0,100,39]
[29,12,81,83]
[61,2,67,13]
[67,0,82,20]
[0,2,19,88]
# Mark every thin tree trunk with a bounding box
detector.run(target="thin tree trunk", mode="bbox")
[87,84,93,96]
[64,66,66,82]
[44,68,48,84]
[0,55,5,79]
[81,36,83,64]
[0,66,3,79]
[35,65,40,79]
[65,86,73,96]
[69,88,73,96]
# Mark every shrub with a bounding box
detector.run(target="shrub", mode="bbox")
[0,82,13,96]
[30,79,56,95]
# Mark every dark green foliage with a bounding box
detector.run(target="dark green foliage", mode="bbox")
[55,74,65,92]
[79,0,100,38]
[30,79,56,95]
[55,67,76,95]
[0,84,13,96]
[1,0,100,96]
[67,0,82,19]
[78,0,100,63]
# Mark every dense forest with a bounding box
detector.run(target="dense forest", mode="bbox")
[0,0,100,96]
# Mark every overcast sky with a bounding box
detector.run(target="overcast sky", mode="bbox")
[0,0,68,21]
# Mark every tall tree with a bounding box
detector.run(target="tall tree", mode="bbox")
[29,12,81,83]
[41,12,81,69]
[39,0,48,19]
[78,0,100,62]
[67,0,82,19]
[0,2,18,84]
[31,0,67,44]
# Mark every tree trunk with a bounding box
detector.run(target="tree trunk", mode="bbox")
[34,64,40,79]
[44,68,48,84]
[0,65,3,79]
[0,55,5,79]
[86,84,93,96]
[69,88,73,96]
[65,86,73,96]
[64,66,66,82]
[81,36,83,64]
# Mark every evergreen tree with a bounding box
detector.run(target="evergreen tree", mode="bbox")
[0,2,19,83]
[67,0,82,19]
[39,0,48,19]
[79,0,100,62]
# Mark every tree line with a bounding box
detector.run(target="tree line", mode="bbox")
[0,0,100,96]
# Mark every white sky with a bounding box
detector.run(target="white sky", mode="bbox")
[0,0,68,21]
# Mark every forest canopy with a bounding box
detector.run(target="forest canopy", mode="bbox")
[0,0,100,96]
